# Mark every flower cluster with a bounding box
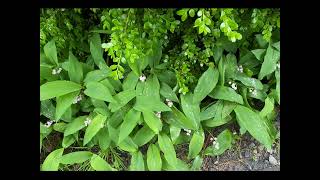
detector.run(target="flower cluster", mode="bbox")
[237,65,243,73]
[44,120,54,128]
[139,74,146,82]
[84,118,91,127]
[155,112,161,119]
[249,88,257,96]
[165,99,173,107]
[52,68,62,75]
[229,81,237,90]
[72,94,83,104]
[183,128,192,136]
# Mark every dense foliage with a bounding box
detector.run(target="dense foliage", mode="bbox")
[40,8,280,171]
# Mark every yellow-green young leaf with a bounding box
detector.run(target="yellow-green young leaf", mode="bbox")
[133,125,155,147]
[83,114,107,145]
[171,106,197,130]
[43,40,58,66]
[258,44,280,80]
[170,125,181,143]
[62,135,76,148]
[84,81,116,103]
[41,148,64,171]
[158,133,177,167]
[40,80,82,101]
[209,85,243,104]
[109,89,136,112]
[234,105,273,150]
[188,129,205,159]
[142,111,162,134]
[64,116,87,136]
[147,144,162,171]
[118,109,141,143]
[68,51,83,83]
[123,71,139,91]
[130,151,145,171]
[260,97,274,118]
[191,155,203,171]
[118,136,138,153]
[193,67,219,103]
[55,91,80,120]
[160,82,179,102]
[96,127,111,151]
[90,154,114,171]
[60,151,93,165]
[180,93,200,130]
[211,129,233,156]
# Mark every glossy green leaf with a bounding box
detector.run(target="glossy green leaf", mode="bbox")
[193,67,219,103]
[89,34,107,68]
[158,133,177,167]
[218,56,225,86]
[234,105,273,150]
[84,70,110,84]
[251,49,266,61]
[90,154,114,171]
[211,129,233,156]
[234,73,264,90]
[40,80,82,101]
[53,122,67,133]
[258,44,280,80]
[109,89,136,112]
[99,78,116,95]
[162,157,189,171]
[188,129,205,159]
[147,144,162,171]
[41,148,64,171]
[272,41,280,51]
[41,100,55,119]
[133,125,155,147]
[84,81,116,103]
[191,156,203,171]
[68,51,83,83]
[96,127,111,151]
[55,91,79,120]
[260,96,274,118]
[118,136,138,153]
[62,135,76,148]
[60,151,93,165]
[43,40,58,66]
[209,85,243,104]
[181,93,200,130]
[275,69,280,104]
[171,106,197,130]
[123,71,139,91]
[118,109,141,143]
[142,111,162,134]
[130,151,145,171]
[83,114,107,145]
[170,125,181,143]
[160,82,179,102]
[64,116,87,136]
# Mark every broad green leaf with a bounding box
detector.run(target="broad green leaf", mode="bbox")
[97,127,111,151]
[272,41,280,51]
[188,129,205,159]
[181,93,200,130]
[203,114,233,128]
[89,34,107,68]
[147,144,162,171]
[213,46,223,63]
[41,100,55,119]
[234,105,272,150]
[90,154,114,171]
[109,89,136,112]
[160,82,179,102]
[258,44,280,80]
[40,122,52,135]
[170,125,181,143]
[91,98,108,109]
[191,156,203,171]
[118,136,138,153]
[208,129,233,156]
[275,69,280,104]
[55,91,80,120]
[64,116,87,136]
[53,122,67,133]
[62,135,76,148]
[61,106,72,122]
[123,71,139,91]
[234,73,264,90]
[200,101,222,121]
[256,34,268,48]
[239,51,260,69]
[260,97,274,118]
[193,67,219,103]
[99,77,116,95]
[133,125,155,147]
[251,49,266,61]
[60,151,93,165]
[84,81,116,103]
[43,40,58,66]
[40,65,58,81]
[142,111,162,134]
[248,89,267,101]
[40,80,82,101]
[107,122,119,144]
[209,85,243,104]
[83,114,107,145]
[224,53,238,79]
[162,157,189,171]
[171,106,197,130]
[94,107,111,117]
[134,96,171,112]
[157,70,177,87]
[68,51,83,83]
[130,151,145,171]
[218,56,225,86]
[84,70,110,84]
[41,148,64,171]
[118,109,141,143]
[158,133,177,167]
